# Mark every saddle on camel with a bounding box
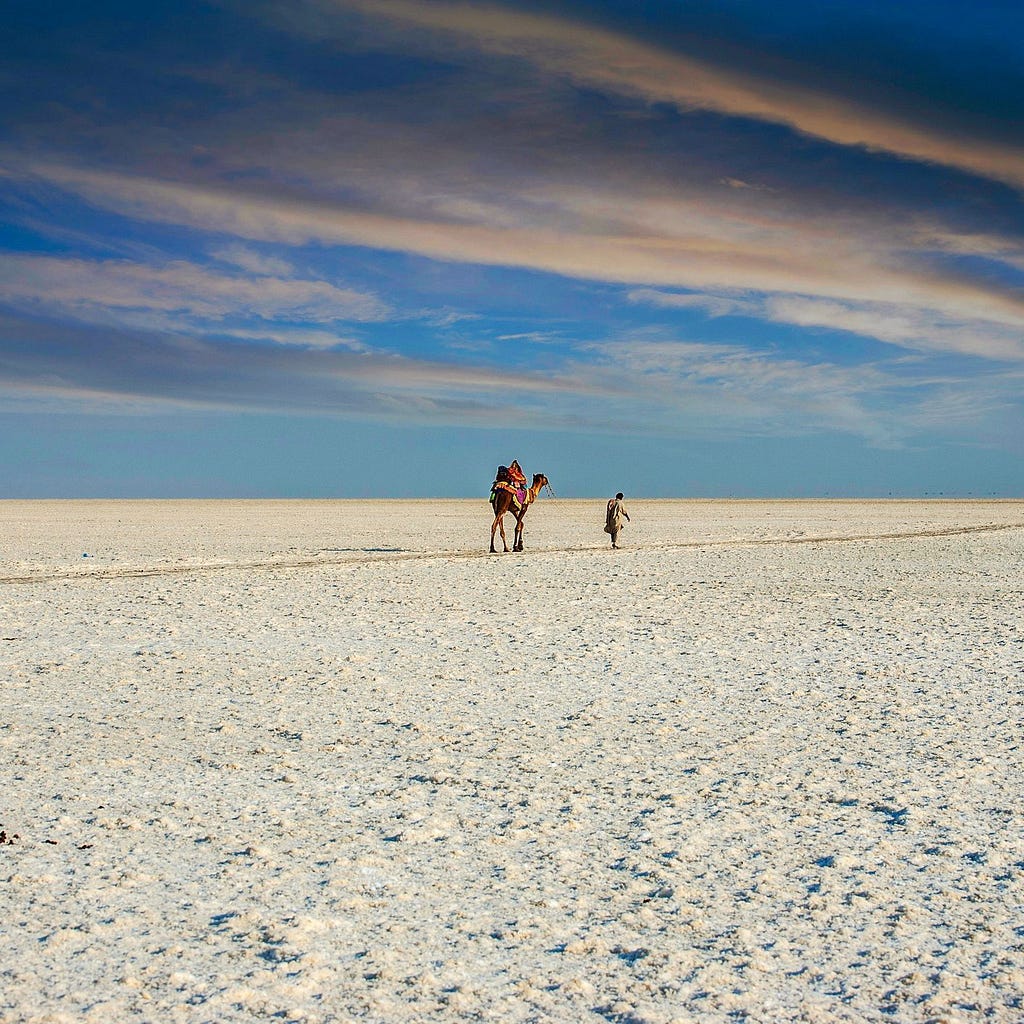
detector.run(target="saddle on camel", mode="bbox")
[490,459,528,504]
[489,460,550,553]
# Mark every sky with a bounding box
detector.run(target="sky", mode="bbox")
[2,0,1023,497]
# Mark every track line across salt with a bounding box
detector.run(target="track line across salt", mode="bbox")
[2,519,1021,586]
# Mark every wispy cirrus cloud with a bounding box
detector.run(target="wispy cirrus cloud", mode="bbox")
[627,289,758,319]
[209,326,371,351]
[320,0,1024,191]
[764,296,1024,362]
[575,335,896,444]
[0,251,390,332]
[0,309,596,422]
[19,161,1022,363]
[1,303,985,447]
[582,333,1020,446]
[210,243,296,277]
[629,288,1024,362]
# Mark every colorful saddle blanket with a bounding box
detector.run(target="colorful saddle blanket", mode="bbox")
[490,480,528,507]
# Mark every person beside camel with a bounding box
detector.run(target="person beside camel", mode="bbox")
[604,492,630,548]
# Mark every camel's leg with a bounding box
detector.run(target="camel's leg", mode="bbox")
[513,513,525,552]
[490,513,508,552]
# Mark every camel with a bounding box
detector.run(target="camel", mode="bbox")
[490,473,550,552]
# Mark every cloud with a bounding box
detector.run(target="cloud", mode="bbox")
[629,288,1024,362]
[765,296,1024,361]
[579,333,997,446]
[495,331,564,344]
[1,295,1013,448]
[210,243,295,277]
[627,289,757,318]
[911,227,1024,273]
[210,326,372,351]
[0,252,391,329]
[718,178,771,192]
[0,310,597,424]
[577,334,899,443]
[19,162,1024,361]
[325,0,1024,191]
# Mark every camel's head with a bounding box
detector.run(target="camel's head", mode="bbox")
[533,473,550,493]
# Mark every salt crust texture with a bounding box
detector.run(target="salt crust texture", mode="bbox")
[1,500,1023,1023]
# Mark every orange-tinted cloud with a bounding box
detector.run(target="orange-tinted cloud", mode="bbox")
[23,161,1024,362]
[330,0,1024,190]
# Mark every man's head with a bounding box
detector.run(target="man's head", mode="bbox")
[616,492,624,500]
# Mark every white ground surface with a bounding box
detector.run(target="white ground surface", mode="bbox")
[1,499,1023,1023]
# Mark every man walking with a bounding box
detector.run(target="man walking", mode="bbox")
[604,492,630,548]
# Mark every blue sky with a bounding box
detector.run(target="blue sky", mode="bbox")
[2,0,1022,497]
